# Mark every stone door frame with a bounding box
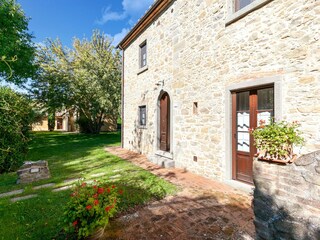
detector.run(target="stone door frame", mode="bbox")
[156,89,174,158]
[225,75,283,185]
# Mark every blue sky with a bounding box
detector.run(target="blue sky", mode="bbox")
[17,0,154,47]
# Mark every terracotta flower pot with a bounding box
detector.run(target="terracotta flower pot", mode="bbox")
[254,153,298,164]
[86,226,106,240]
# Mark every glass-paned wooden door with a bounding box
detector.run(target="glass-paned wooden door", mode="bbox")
[232,86,274,184]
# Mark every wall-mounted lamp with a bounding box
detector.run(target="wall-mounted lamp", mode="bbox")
[155,80,164,87]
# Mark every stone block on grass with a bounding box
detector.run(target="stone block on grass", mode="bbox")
[17,160,51,184]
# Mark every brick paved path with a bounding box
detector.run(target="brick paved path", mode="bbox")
[104,147,254,240]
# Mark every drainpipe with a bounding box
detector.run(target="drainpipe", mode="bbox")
[120,47,125,148]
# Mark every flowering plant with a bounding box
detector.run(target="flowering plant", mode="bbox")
[252,120,304,162]
[63,180,123,238]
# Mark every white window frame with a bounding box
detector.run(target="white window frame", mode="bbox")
[226,0,273,26]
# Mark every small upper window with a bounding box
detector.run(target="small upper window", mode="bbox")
[235,0,255,12]
[139,105,146,126]
[139,41,147,68]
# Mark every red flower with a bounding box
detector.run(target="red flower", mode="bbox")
[81,182,87,187]
[112,185,116,189]
[119,189,123,195]
[259,119,266,127]
[94,200,99,205]
[93,193,98,199]
[105,206,112,212]
[70,192,77,197]
[93,185,98,189]
[72,220,78,227]
[86,205,92,210]
[107,188,110,193]
[97,188,104,194]
[114,199,117,204]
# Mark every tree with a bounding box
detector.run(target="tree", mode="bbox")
[0,0,37,84]
[32,31,121,133]
[0,86,38,173]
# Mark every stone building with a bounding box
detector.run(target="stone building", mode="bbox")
[118,0,320,189]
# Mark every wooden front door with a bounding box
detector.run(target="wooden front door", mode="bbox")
[232,87,274,184]
[160,92,170,151]
[57,118,63,130]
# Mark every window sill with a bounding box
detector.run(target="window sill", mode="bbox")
[137,65,148,75]
[226,0,273,26]
[137,125,147,129]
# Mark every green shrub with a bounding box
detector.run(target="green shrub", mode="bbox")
[0,86,36,173]
[76,113,104,134]
[63,180,122,239]
[252,120,304,160]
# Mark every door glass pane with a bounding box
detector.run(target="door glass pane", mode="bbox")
[237,132,250,152]
[257,88,274,126]
[236,91,250,152]
[258,88,274,110]
[237,112,250,131]
[236,91,249,111]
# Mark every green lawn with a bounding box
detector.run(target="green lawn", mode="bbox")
[0,132,177,240]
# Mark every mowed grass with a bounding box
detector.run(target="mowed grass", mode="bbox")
[0,132,177,240]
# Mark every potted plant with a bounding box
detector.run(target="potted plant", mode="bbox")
[252,120,304,163]
[63,180,123,239]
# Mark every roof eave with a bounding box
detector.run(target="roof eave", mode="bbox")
[117,0,172,50]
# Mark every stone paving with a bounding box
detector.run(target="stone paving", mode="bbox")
[0,174,120,202]
[0,189,24,198]
[104,147,255,240]
[33,183,55,190]
[11,194,38,203]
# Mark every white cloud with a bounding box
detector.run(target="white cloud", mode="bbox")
[108,28,130,46]
[97,0,153,25]
[96,6,127,25]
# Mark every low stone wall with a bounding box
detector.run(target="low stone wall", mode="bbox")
[253,151,320,239]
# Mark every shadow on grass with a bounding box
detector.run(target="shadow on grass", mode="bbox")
[0,132,121,192]
[0,131,179,240]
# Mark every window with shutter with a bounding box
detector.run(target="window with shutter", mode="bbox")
[139,41,147,68]
[139,106,146,126]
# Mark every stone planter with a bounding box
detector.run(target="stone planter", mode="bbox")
[255,151,298,164]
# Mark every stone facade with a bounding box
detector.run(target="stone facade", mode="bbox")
[121,0,320,182]
[17,161,51,184]
[253,151,320,239]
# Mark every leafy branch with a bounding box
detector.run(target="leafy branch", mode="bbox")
[1,55,17,79]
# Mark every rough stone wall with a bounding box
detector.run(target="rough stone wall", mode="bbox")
[253,151,320,239]
[122,0,320,181]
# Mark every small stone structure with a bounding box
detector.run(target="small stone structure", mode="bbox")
[17,160,50,184]
[253,151,320,240]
